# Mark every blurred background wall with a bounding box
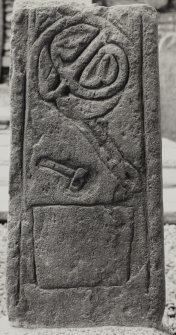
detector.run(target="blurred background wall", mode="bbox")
[0,0,13,76]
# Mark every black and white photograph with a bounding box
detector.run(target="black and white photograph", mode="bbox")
[0,1,176,334]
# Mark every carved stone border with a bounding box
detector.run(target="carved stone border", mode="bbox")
[7,2,164,328]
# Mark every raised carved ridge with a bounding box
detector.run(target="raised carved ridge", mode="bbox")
[31,16,129,111]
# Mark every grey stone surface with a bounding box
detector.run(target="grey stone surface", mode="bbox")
[159,33,176,142]
[8,0,164,329]
[3,223,176,333]
[1,223,174,334]
[0,129,175,225]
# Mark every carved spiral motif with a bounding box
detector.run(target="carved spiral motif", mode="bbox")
[38,22,129,103]
[77,44,128,99]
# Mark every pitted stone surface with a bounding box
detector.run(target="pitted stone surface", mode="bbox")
[7,0,164,329]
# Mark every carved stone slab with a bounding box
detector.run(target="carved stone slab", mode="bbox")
[7,0,165,329]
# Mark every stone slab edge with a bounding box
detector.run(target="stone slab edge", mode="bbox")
[7,1,165,328]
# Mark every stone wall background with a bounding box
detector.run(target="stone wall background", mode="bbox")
[2,0,13,68]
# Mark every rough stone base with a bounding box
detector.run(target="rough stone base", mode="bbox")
[0,318,169,335]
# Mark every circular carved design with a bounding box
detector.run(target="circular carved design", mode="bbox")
[32,14,130,118]
[50,29,128,100]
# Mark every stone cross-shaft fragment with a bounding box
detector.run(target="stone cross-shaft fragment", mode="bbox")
[7,0,165,328]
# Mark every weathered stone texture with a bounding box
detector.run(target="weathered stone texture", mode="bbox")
[7,0,164,329]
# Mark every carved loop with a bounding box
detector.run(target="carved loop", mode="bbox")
[38,22,129,102]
